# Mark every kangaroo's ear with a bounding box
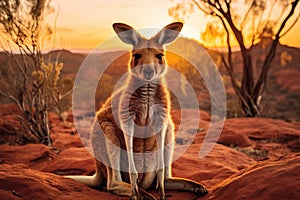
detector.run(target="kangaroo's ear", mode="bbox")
[113,23,142,46]
[153,22,183,45]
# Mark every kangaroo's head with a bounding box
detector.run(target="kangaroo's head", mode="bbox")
[113,22,183,82]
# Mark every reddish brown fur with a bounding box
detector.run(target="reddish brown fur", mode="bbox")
[66,22,208,200]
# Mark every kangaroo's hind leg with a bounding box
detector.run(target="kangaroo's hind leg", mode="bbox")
[164,177,208,197]
[92,118,132,196]
[163,120,208,197]
[93,117,156,199]
[64,119,107,188]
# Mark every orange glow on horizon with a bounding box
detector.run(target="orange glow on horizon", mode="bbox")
[43,0,300,51]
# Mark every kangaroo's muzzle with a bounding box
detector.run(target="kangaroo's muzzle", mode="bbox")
[143,67,154,80]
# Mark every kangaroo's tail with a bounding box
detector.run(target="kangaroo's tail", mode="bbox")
[65,173,103,188]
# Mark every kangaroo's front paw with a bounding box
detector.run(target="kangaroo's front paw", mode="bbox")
[130,196,139,200]
[130,196,137,200]
[156,184,166,200]
[130,186,139,200]
[159,196,166,200]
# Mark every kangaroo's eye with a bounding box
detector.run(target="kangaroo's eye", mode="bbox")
[133,54,141,60]
[156,54,164,60]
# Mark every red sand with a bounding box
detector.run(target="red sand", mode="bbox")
[1,110,300,199]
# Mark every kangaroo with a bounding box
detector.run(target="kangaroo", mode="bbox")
[67,22,208,200]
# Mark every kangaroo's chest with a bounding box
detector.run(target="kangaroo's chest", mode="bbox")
[128,86,159,127]
[119,82,168,137]
[131,103,151,126]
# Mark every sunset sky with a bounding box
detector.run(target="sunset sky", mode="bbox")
[45,0,300,51]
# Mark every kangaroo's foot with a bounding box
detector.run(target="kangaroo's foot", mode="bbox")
[155,185,166,200]
[164,177,208,197]
[129,184,139,200]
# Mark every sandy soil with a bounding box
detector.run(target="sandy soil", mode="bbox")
[0,108,300,199]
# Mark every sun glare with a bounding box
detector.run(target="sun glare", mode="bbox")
[44,0,300,51]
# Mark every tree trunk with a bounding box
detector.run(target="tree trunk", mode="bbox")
[224,14,258,117]
[240,92,260,117]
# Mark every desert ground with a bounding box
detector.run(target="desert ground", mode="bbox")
[0,106,299,199]
[1,38,300,199]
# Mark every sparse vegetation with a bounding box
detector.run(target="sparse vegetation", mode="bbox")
[0,0,62,146]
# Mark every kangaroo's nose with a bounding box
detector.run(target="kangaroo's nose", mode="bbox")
[143,68,154,80]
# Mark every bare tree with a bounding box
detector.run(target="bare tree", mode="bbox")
[169,0,300,117]
[0,0,62,146]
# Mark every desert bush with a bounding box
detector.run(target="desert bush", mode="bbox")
[0,0,62,146]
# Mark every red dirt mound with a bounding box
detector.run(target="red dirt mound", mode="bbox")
[218,118,300,161]
[210,155,300,200]
[0,144,94,176]
[0,164,119,200]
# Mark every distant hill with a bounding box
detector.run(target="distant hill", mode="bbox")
[44,49,86,77]
[0,37,299,121]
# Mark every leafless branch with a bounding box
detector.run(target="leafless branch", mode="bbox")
[253,0,300,99]
[192,0,214,15]
[280,9,300,37]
